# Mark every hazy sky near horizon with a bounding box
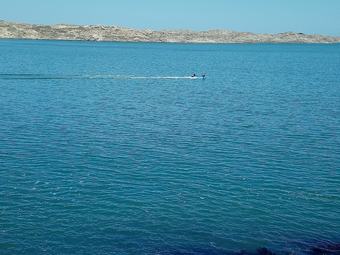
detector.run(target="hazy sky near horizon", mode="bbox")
[1,0,340,35]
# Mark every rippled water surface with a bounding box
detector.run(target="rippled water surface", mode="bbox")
[0,40,340,255]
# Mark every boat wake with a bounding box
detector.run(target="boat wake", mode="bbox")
[0,73,203,80]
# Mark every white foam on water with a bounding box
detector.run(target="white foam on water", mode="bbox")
[86,74,202,80]
[128,76,200,80]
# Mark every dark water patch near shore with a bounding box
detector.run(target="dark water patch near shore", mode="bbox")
[310,242,340,255]
[1,242,339,255]
[157,246,267,255]
[159,242,340,255]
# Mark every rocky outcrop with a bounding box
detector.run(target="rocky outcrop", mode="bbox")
[1,20,340,44]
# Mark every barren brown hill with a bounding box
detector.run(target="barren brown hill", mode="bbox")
[1,20,340,43]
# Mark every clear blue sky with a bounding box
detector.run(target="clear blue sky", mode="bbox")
[1,0,340,35]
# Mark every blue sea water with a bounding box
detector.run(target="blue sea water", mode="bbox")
[0,40,339,255]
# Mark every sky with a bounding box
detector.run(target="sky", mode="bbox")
[1,0,340,35]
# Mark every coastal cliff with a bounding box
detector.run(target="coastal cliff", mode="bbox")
[1,20,340,44]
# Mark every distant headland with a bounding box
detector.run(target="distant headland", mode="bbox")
[1,20,340,44]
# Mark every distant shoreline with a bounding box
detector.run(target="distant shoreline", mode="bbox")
[1,20,340,44]
[2,38,340,46]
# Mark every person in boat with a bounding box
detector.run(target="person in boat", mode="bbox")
[191,73,196,77]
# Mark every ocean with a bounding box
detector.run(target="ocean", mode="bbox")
[0,40,339,255]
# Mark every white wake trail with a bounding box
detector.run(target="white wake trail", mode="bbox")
[0,73,204,80]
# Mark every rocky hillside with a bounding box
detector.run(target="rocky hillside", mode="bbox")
[1,20,340,44]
